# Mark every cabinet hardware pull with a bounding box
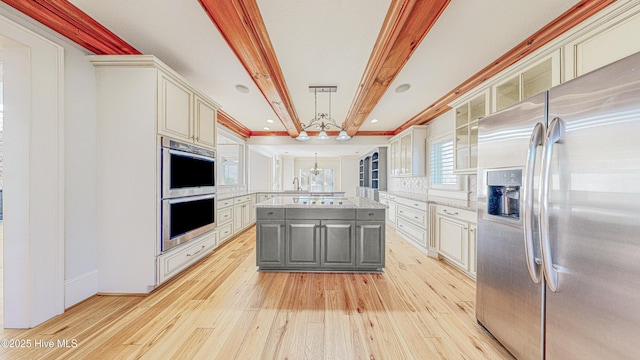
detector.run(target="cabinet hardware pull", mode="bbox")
[443,210,458,216]
[267,212,274,215]
[187,245,206,257]
[414,216,419,219]
[368,213,374,216]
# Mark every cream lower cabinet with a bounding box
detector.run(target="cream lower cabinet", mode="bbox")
[218,194,256,245]
[394,197,428,251]
[233,195,254,233]
[157,230,217,284]
[435,205,477,278]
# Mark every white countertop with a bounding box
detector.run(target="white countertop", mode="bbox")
[254,196,387,209]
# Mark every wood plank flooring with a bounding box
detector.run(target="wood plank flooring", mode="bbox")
[0,226,513,359]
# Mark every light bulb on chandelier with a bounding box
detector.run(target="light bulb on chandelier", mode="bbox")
[296,86,351,141]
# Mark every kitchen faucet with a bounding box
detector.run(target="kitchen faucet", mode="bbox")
[292,177,301,191]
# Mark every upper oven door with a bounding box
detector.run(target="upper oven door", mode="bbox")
[162,147,216,198]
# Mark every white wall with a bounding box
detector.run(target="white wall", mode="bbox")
[62,34,98,308]
[0,5,98,326]
[248,148,273,191]
[281,156,295,190]
[340,156,359,196]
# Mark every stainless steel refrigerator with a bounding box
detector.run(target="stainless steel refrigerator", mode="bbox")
[476,51,640,359]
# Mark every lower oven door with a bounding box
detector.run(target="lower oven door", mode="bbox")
[162,193,216,252]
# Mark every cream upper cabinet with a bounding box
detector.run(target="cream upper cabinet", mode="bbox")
[453,90,488,174]
[389,125,428,177]
[157,69,219,150]
[564,2,640,81]
[158,71,193,141]
[194,94,217,149]
[493,49,561,113]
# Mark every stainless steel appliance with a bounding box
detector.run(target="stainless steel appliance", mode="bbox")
[161,137,217,251]
[162,193,216,251]
[161,137,216,198]
[476,51,640,359]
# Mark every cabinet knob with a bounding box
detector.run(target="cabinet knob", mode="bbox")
[268,212,274,215]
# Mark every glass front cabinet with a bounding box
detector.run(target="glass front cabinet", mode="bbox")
[453,90,488,174]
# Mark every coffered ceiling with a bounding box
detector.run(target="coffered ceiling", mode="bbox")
[5,0,613,156]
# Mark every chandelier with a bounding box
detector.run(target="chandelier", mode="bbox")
[310,153,322,175]
[296,86,351,141]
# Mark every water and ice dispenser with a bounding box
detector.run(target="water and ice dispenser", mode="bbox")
[487,169,522,219]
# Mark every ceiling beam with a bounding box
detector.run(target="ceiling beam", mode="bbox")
[218,110,252,138]
[198,0,301,137]
[1,0,140,55]
[394,0,616,134]
[3,0,256,139]
[342,0,450,136]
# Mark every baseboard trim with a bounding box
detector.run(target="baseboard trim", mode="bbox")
[64,270,99,309]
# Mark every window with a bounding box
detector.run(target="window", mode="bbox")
[300,168,334,192]
[430,135,458,188]
[218,143,244,186]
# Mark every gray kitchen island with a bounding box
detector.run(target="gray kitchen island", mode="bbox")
[254,196,387,272]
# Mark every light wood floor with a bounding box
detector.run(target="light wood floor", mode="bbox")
[0,226,513,359]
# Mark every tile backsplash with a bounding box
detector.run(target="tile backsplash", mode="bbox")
[217,185,247,195]
[388,176,428,195]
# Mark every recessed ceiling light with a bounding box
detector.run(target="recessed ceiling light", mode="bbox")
[370,119,379,123]
[263,126,270,130]
[395,83,411,93]
[235,84,250,94]
[266,119,274,124]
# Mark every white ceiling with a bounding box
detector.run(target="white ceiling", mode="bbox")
[69,0,580,155]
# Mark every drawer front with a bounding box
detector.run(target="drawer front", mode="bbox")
[396,218,427,247]
[218,207,233,224]
[396,205,427,227]
[395,196,427,211]
[286,209,355,220]
[257,208,285,220]
[356,209,386,221]
[217,222,234,243]
[234,195,252,204]
[158,231,216,284]
[436,205,476,223]
[218,198,234,209]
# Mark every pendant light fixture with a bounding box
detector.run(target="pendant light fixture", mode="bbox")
[296,86,351,141]
[310,153,322,175]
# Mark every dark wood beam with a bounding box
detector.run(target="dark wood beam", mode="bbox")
[198,0,301,137]
[343,0,450,136]
[394,0,617,134]
[1,0,140,54]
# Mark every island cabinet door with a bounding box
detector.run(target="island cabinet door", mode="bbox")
[321,220,356,268]
[286,220,321,267]
[256,221,285,267]
[356,221,385,269]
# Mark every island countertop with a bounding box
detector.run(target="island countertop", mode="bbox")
[254,196,387,209]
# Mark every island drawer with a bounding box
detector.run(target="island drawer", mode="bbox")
[257,208,285,220]
[356,209,385,221]
[285,209,355,220]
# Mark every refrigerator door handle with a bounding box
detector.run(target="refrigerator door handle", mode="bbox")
[523,122,545,284]
[540,117,565,292]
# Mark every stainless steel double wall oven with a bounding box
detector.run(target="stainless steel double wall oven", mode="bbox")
[161,137,216,251]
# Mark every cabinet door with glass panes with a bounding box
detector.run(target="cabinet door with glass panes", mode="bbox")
[454,90,488,173]
[493,50,561,113]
